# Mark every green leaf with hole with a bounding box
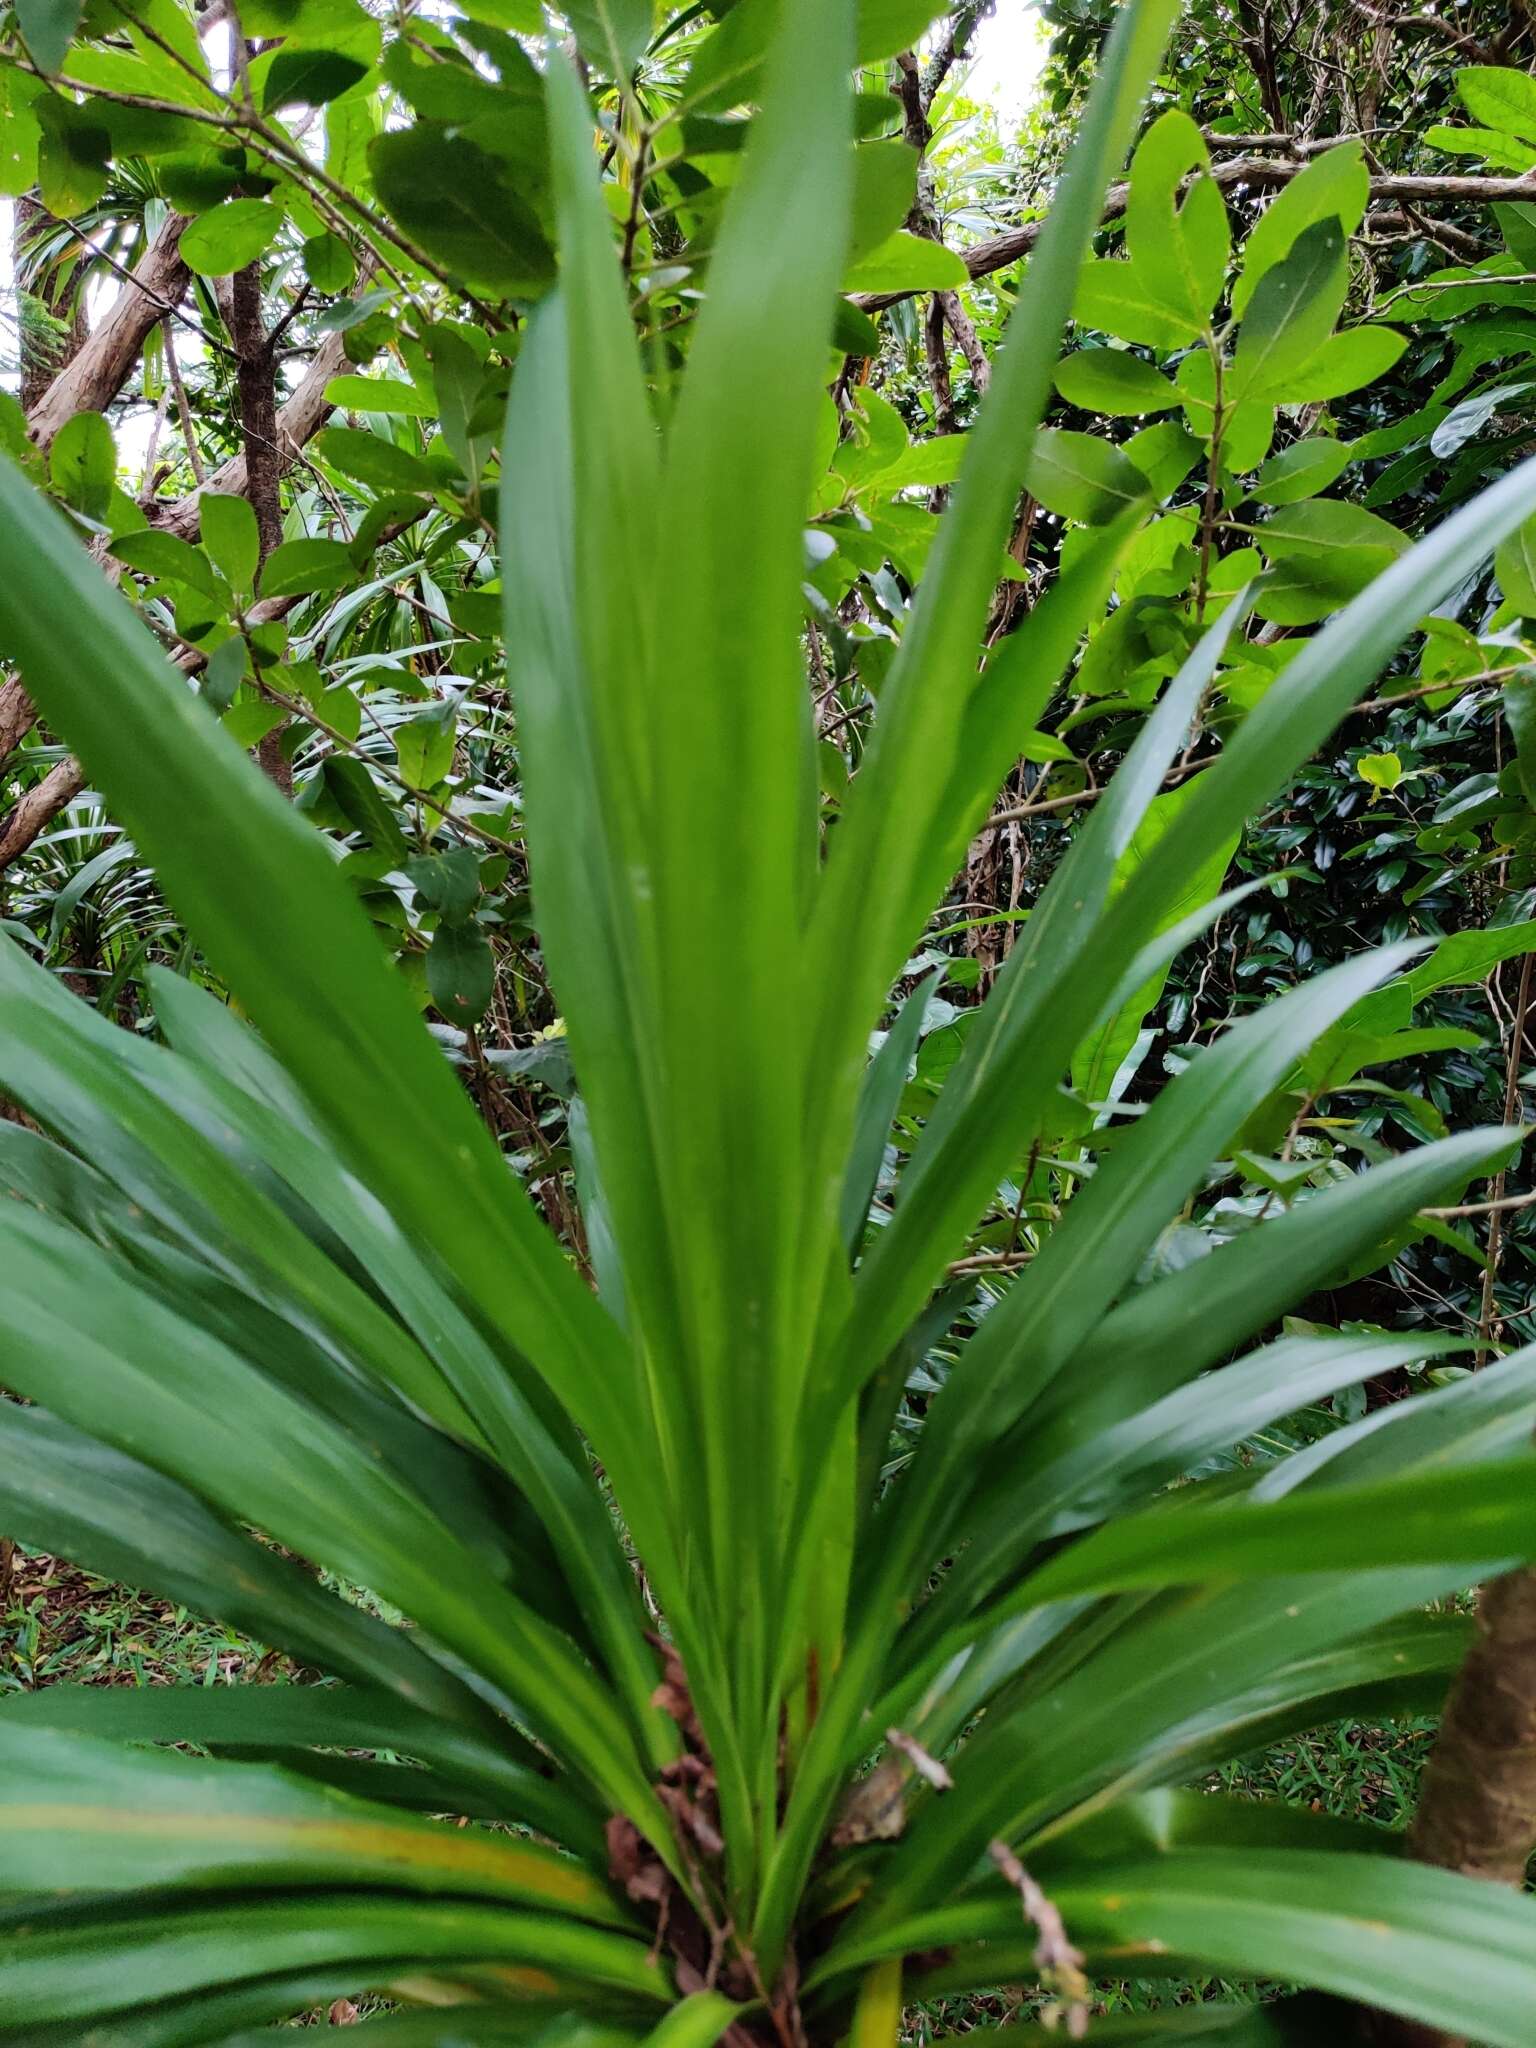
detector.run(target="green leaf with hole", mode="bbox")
[200,636,247,713]
[1497,512,1536,613]
[427,919,495,1028]
[1255,499,1411,623]
[322,755,409,863]
[1232,142,1369,319]
[302,231,355,294]
[1458,66,1536,145]
[1123,108,1227,328]
[1230,218,1346,403]
[1283,325,1407,403]
[1252,438,1354,505]
[562,0,653,81]
[1503,677,1536,804]
[314,426,439,494]
[396,701,456,789]
[843,230,967,295]
[324,375,436,418]
[408,847,481,926]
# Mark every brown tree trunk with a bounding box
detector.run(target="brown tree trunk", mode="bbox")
[1,210,189,865]
[23,211,190,451]
[14,193,91,416]
[1410,1569,1536,1886]
[147,322,352,540]
[1363,1567,1536,2048]
[226,259,293,796]
[0,214,364,865]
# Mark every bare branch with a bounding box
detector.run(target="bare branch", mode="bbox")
[854,156,1536,314]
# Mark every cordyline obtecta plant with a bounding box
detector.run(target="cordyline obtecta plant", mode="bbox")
[3,3,1536,2043]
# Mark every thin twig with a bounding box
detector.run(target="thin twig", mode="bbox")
[1421,1189,1536,1221]
[161,315,206,485]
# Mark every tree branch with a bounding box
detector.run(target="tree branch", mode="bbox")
[149,316,360,541]
[24,211,191,452]
[853,156,1536,313]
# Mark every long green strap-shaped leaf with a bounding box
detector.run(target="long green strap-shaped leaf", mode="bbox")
[1254,1334,1536,1498]
[816,1795,1406,1989]
[639,0,857,1759]
[0,1201,666,1840]
[147,964,321,1131]
[12,1971,505,2048]
[217,2025,641,2048]
[133,973,665,1746]
[858,1558,1482,1938]
[637,1994,747,2048]
[0,1721,625,1922]
[836,456,1536,1415]
[771,598,1262,1727]
[0,454,639,1477]
[927,1454,1536,1649]
[842,943,1421,1732]
[874,1356,1536,1916]
[502,74,728,1798]
[801,0,1182,1206]
[904,1605,1469,1788]
[906,500,1153,947]
[0,1677,604,1862]
[212,2020,640,2048]
[902,1328,1463,1664]
[503,57,679,1484]
[827,452,1536,1442]
[839,967,940,1258]
[822,589,1254,1428]
[0,950,484,1445]
[0,1894,670,2029]
[877,1851,1536,2048]
[0,1402,537,1751]
[1020,1122,1521,1467]
[783,451,1536,1910]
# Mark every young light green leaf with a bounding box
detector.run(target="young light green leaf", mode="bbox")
[1252,437,1354,505]
[1230,218,1346,403]
[199,491,261,592]
[1232,141,1369,318]
[1458,65,1536,144]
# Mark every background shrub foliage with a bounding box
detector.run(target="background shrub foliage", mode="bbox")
[5,0,1536,2042]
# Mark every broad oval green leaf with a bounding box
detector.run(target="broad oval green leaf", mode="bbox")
[259,535,356,598]
[179,198,282,277]
[1055,345,1179,417]
[1026,425,1153,524]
